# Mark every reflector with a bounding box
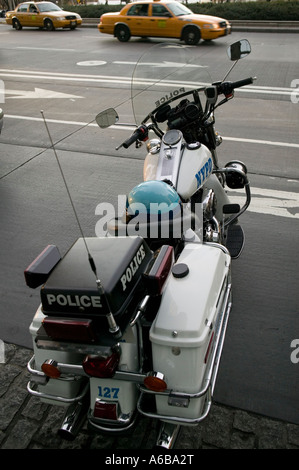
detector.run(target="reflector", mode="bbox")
[41,359,61,379]
[24,245,61,289]
[144,372,167,392]
[143,245,173,296]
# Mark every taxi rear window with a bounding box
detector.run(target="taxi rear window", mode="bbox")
[127,4,149,16]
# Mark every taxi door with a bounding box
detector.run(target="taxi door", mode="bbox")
[14,4,29,25]
[27,4,43,27]
[125,3,152,36]
[148,4,180,38]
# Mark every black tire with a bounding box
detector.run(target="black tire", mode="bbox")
[13,18,22,30]
[183,26,200,45]
[115,24,131,42]
[44,18,55,31]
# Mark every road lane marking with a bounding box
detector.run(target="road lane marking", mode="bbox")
[230,187,299,219]
[5,88,83,99]
[0,69,296,97]
[16,47,77,52]
[4,114,299,149]
[2,115,299,219]
[223,136,299,149]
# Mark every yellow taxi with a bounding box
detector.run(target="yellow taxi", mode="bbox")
[5,1,82,30]
[98,0,231,45]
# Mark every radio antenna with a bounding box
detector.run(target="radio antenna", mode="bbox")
[40,110,121,338]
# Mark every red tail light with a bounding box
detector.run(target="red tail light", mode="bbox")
[94,399,118,420]
[43,317,97,343]
[83,351,120,378]
[144,245,173,296]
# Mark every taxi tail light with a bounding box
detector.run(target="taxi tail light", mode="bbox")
[93,400,118,421]
[143,245,173,296]
[42,317,97,343]
[82,351,120,378]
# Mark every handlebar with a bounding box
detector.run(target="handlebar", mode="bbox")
[217,77,256,96]
[120,125,148,149]
[116,76,257,150]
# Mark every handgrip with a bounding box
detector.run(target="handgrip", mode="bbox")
[120,125,148,149]
[231,77,255,89]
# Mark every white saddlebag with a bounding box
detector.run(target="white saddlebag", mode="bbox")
[149,242,231,423]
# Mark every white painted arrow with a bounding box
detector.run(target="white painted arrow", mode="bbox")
[113,60,204,68]
[230,187,299,219]
[5,88,83,99]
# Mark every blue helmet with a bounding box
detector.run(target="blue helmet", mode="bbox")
[126,180,180,217]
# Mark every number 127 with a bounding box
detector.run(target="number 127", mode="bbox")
[98,386,119,399]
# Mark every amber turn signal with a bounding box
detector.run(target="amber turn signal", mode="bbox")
[41,359,61,379]
[144,371,167,392]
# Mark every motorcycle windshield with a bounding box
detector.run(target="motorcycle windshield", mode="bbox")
[131,43,212,129]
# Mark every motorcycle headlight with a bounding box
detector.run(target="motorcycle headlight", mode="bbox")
[225,160,248,189]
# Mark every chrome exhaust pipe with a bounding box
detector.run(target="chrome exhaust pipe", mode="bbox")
[58,398,89,441]
[155,422,181,449]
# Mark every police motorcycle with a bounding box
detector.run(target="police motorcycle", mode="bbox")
[25,40,253,448]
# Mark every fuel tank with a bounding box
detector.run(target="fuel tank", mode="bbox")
[143,131,213,200]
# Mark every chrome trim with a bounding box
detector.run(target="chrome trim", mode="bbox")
[27,380,89,404]
[28,355,86,380]
[28,354,148,383]
[88,409,138,433]
[156,422,181,449]
[35,339,114,357]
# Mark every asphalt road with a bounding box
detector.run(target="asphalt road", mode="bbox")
[0,25,298,425]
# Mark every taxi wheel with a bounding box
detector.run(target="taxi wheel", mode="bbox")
[44,19,55,31]
[13,18,22,30]
[115,25,131,42]
[183,26,200,46]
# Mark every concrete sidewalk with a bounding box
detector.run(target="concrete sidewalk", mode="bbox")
[0,342,299,450]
